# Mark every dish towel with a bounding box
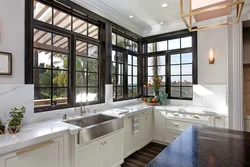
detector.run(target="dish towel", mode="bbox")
[132,115,139,136]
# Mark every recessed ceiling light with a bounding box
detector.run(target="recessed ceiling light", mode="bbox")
[162,3,168,8]
[160,22,164,24]
[129,15,134,18]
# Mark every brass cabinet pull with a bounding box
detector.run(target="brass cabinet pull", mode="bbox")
[193,115,200,119]
[173,136,177,139]
[173,123,179,126]
[16,140,55,155]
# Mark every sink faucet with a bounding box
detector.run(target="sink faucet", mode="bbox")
[80,100,88,116]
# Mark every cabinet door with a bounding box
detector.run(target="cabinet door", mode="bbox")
[154,111,166,143]
[0,137,64,167]
[105,130,124,167]
[124,115,140,158]
[140,111,148,147]
[146,110,153,142]
[75,139,103,167]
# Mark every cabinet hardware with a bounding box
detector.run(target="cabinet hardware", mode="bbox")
[173,136,177,139]
[173,123,179,126]
[104,141,107,144]
[173,113,179,116]
[193,115,200,119]
[16,140,55,155]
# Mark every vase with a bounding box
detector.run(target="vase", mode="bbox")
[160,93,168,105]
[154,91,160,99]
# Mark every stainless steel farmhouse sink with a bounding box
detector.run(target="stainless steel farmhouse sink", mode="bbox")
[64,114,123,144]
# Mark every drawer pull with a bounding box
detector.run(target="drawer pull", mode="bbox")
[173,136,177,139]
[173,113,179,116]
[16,140,55,155]
[173,123,179,126]
[193,115,200,119]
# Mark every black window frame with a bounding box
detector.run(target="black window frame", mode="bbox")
[142,29,197,100]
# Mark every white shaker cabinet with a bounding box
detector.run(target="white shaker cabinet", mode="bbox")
[140,109,153,148]
[0,137,64,167]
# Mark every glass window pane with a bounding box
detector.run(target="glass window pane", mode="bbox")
[53,53,68,70]
[148,87,154,96]
[34,88,51,106]
[159,87,166,93]
[33,49,51,68]
[117,75,123,86]
[33,69,51,87]
[113,87,116,98]
[182,87,193,98]
[53,70,68,87]
[111,62,116,75]
[133,87,138,97]
[148,67,157,76]
[133,56,138,66]
[169,39,180,50]
[73,17,87,36]
[88,88,98,101]
[53,9,71,30]
[117,63,123,74]
[133,67,138,75]
[128,55,132,65]
[128,65,132,75]
[117,52,123,63]
[88,44,98,58]
[181,36,192,48]
[133,42,138,52]
[53,88,68,104]
[76,56,87,71]
[133,77,138,86]
[148,57,157,66]
[117,35,124,47]
[53,34,69,53]
[112,75,116,86]
[34,1,52,24]
[88,73,98,86]
[76,72,87,86]
[157,56,165,65]
[171,65,180,75]
[171,87,180,97]
[171,54,180,64]
[125,39,133,50]
[88,59,98,72]
[112,33,116,45]
[76,41,87,56]
[157,41,167,51]
[76,88,87,103]
[128,76,132,86]
[34,29,52,50]
[182,76,192,86]
[182,64,192,75]
[117,87,124,99]
[148,43,156,53]
[158,66,165,75]
[88,23,99,39]
[112,51,116,62]
[171,76,181,86]
[182,53,192,64]
[128,87,133,98]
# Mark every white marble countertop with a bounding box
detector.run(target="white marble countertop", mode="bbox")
[0,103,227,155]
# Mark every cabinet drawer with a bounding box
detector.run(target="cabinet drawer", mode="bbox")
[166,120,205,130]
[166,112,210,122]
[164,131,181,143]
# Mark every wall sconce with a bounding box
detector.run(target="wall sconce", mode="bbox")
[209,49,215,64]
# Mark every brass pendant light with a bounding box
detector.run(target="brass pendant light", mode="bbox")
[180,0,245,32]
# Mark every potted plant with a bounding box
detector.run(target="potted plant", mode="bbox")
[8,106,26,134]
[0,118,6,134]
[148,75,163,99]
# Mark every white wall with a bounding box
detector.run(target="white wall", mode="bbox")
[197,27,228,84]
[0,0,25,84]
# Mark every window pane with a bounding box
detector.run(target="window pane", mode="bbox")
[171,65,180,75]
[159,87,166,93]
[182,53,192,64]
[171,54,180,64]
[53,34,69,53]
[181,36,192,48]
[34,1,52,24]
[88,44,98,58]
[76,56,87,71]
[158,66,165,75]
[76,41,87,56]
[33,49,51,68]
[182,87,193,98]
[182,64,192,75]
[133,42,138,52]
[34,29,52,50]
[73,17,87,36]
[148,87,154,96]
[133,77,138,86]
[112,51,116,62]
[157,56,165,65]
[53,70,68,87]
[133,87,138,97]
[117,75,123,86]
[88,73,98,86]
[169,39,180,50]
[34,88,51,106]
[117,63,123,74]
[117,87,124,98]
[148,67,157,76]
[112,33,116,45]
[148,57,157,66]
[133,56,138,66]
[76,72,87,86]
[111,62,116,75]
[157,41,167,51]
[88,59,98,72]
[182,76,192,86]
[112,75,117,86]
[88,23,99,39]
[128,87,133,98]
[33,69,51,87]
[133,67,138,75]
[76,88,87,102]
[113,87,116,98]
[125,39,133,50]
[171,87,180,97]
[171,76,180,86]
[117,35,124,47]
[148,43,155,53]
[88,88,98,101]
[53,53,68,70]
[128,55,132,65]
[117,52,123,63]
[128,76,132,86]
[128,65,132,75]
[53,88,68,104]
[53,9,71,30]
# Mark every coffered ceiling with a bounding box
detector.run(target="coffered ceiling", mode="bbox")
[72,0,250,37]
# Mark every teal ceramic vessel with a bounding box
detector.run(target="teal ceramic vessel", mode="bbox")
[160,93,168,105]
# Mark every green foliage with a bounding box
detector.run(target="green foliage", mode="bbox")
[9,106,26,128]
[0,118,2,125]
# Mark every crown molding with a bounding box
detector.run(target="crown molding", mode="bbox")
[71,0,143,36]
